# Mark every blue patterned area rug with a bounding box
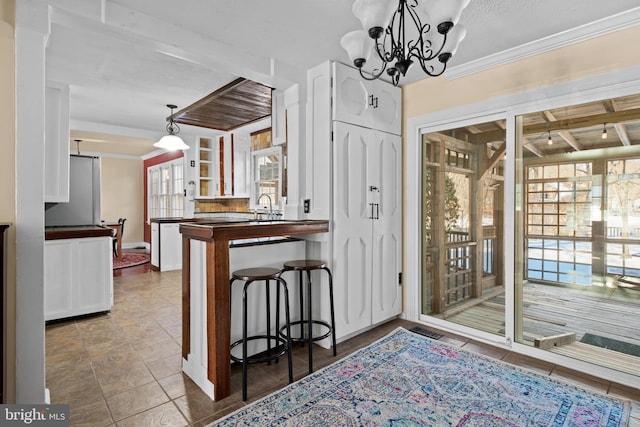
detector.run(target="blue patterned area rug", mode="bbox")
[211,327,630,426]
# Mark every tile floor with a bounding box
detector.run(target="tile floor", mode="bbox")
[45,267,640,426]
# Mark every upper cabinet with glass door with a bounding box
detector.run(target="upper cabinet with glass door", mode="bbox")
[195,136,220,198]
[195,133,250,199]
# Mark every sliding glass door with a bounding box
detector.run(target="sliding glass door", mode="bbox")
[421,119,506,337]
[514,94,640,375]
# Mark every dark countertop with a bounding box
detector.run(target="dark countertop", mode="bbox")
[45,225,114,240]
[150,217,251,224]
[179,219,330,242]
[150,217,197,224]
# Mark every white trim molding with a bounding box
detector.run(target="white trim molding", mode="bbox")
[446,7,640,80]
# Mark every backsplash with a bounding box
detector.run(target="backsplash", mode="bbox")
[195,198,250,213]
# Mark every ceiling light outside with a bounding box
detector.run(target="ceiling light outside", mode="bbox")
[154,104,190,151]
[602,123,608,139]
[341,0,470,86]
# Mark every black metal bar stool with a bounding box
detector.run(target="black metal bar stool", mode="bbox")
[230,267,293,401]
[279,259,336,374]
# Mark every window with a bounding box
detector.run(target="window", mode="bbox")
[251,146,282,209]
[148,158,184,220]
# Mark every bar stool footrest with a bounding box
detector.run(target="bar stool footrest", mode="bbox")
[279,320,333,343]
[230,335,288,365]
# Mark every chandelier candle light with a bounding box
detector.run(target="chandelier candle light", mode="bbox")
[341,0,470,86]
[154,104,190,151]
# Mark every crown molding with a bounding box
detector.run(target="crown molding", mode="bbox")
[446,7,640,80]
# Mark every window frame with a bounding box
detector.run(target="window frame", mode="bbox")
[147,158,184,222]
[250,146,282,211]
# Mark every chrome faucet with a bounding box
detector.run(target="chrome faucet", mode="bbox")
[257,193,273,220]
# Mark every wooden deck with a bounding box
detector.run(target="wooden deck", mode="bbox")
[442,281,640,376]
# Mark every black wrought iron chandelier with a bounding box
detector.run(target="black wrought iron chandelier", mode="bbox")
[341,0,469,86]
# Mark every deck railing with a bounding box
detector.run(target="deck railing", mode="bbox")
[607,226,640,238]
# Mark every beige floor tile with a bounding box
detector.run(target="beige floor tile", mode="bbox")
[136,338,181,363]
[190,401,246,427]
[157,373,200,400]
[127,328,175,350]
[95,363,156,398]
[49,376,105,408]
[173,389,243,424]
[46,335,86,359]
[146,353,183,380]
[115,402,188,427]
[69,398,114,427]
[85,342,135,362]
[47,358,95,389]
[163,323,182,340]
[106,381,169,421]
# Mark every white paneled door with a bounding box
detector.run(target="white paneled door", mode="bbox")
[332,121,402,338]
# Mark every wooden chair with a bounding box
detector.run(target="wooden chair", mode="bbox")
[112,218,126,258]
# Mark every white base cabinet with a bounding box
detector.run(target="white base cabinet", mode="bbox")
[44,237,113,321]
[151,222,183,272]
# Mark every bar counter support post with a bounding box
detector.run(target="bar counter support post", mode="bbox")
[207,239,231,400]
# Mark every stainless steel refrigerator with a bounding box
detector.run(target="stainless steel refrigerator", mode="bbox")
[45,155,101,226]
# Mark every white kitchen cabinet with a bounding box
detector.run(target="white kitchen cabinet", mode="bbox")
[195,133,249,198]
[151,222,160,267]
[160,223,182,271]
[44,237,113,321]
[332,62,402,136]
[332,121,403,337]
[196,136,221,198]
[271,89,286,145]
[221,134,233,196]
[233,137,251,198]
[307,61,403,342]
[151,222,183,271]
[44,82,70,203]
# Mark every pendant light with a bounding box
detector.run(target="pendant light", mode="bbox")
[154,104,190,151]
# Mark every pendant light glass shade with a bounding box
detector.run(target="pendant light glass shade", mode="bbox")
[154,134,190,151]
[341,30,373,66]
[352,0,397,36]
[441,24,467,56]
[154,104,190,151]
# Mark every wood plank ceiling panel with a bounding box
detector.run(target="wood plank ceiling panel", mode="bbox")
[173,78,273,131]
